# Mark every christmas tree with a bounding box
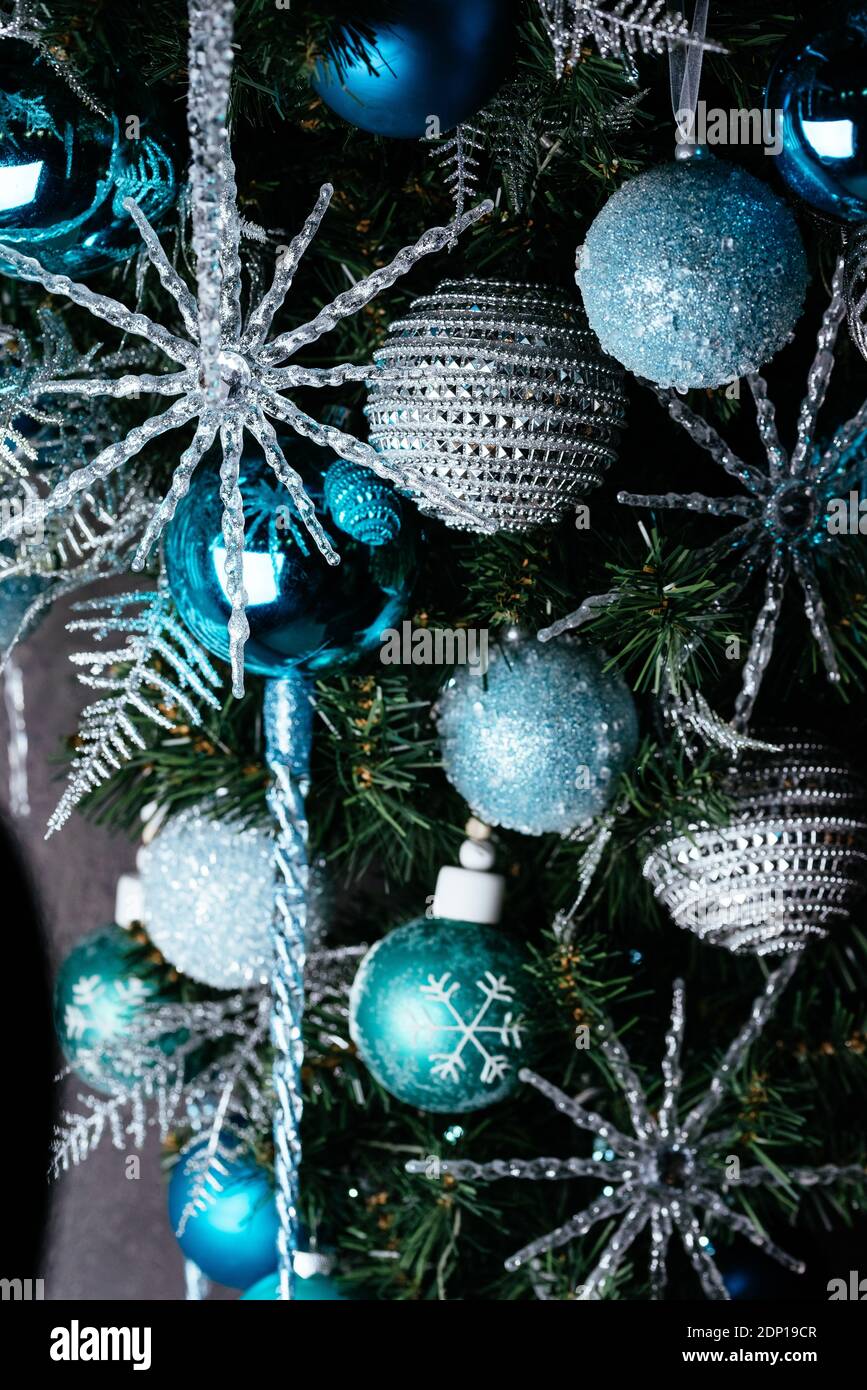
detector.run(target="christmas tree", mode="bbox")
[2,0,866,1305]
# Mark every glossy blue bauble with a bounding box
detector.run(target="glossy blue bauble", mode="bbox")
[241,1270,354,1300]
[0,38,176,277]
[311,0,516,139]
[164,447,417,678]
[0,572,51,650]
[577,153,808,389]
[53,924,180,1093]
[766,8,867,221]
[168,1138,279,1290]
[349,916,536,1112]
[435,632,639,836]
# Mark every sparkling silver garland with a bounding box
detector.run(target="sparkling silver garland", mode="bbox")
[264,675,314,1302]
[535,0,725,79]
[642,736,867,956]
[619,257,867,731]
[366,278,627,533]
[408,958,865,1299]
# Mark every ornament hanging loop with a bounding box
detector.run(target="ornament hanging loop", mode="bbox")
[670,0,711,158]
[264,672,314,1301]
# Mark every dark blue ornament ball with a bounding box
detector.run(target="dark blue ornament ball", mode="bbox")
[311,0,516,139]
[0,38,176,277]
[767,8,867,221]
[164,447,417,678]
[168,1138,279,1290]
[349,916,536,1112]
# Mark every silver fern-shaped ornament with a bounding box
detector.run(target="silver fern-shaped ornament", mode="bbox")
[48,578,222,836]
[428,125,486,241]
[536,1,725,78]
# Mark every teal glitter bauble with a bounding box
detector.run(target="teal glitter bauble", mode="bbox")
[576,154,808,389]
[0,38,176,278]
[164,447,417,678]
[311,0,515,140]
[349,916,535,1112]
[241,1270,354,1300]
[435,632,639,836]
[168,1138,279,1290]
[53,924,180,1093]
[323,458,402,547]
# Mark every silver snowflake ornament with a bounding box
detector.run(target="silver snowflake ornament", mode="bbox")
[0,0,492,695]
[619,257,867,729]
[408,957,864,1300]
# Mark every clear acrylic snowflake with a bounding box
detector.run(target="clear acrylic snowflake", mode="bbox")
[418,971,524,1087]
[0,0,492,694]
[408,957,865,1300]
[619,257,867,729]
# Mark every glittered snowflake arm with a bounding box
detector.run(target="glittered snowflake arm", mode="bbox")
[505,1188,637,1272]
[48,579,221,836]
[789,256,847,477]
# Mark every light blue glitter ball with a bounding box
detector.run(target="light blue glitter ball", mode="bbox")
[139,808,276,989]
[576,155,808,390]
[435,633,639,835]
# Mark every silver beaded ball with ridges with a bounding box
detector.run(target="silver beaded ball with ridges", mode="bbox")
[642,739,867,956]
[365,277,627,533]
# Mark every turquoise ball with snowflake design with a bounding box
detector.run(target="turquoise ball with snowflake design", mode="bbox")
[53,924,183,1094]
[349,917,536,1112]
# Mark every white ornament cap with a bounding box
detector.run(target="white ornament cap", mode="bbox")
[115,872,144,929]
[432,825,504,925]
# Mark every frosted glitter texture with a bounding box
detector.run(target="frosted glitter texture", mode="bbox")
[366,278,627,532]
[435,632,638,835]
[577,154,808,390]
[643,737,867,956]
[408,960,864,1300]
[139,808,276,988]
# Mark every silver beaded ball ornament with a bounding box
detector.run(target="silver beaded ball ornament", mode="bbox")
[365,278,627,533]
[642,738,867,956]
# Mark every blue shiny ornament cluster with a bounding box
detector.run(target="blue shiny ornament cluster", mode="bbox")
[766,8,867,221]
[53,924,180,1093]
[311,0,515,139]
[241,1270,353,1300]
[435,632,639,836]
[164,446,417,678]
[0,38,176,278]
[577,153,808,389]
[168,1138,279,1290]
[349,916,535,1112]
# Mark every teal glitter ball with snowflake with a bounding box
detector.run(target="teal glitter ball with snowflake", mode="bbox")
[349,917,535,1112]
[435,631,639,836]
[0,37,176,278]
[53,924,181,1093]
[576,153,808,389]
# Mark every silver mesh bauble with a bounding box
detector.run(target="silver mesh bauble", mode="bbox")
[364,278,627,532]
[642,739,867,956]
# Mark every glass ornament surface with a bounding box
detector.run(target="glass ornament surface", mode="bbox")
[767,8,867,221]
[310,0,516,140]
[435,632,639,836]
[241,1269,353,1300]
[168,1137,279,1290]
[0,38,176,277]
[349,916,535,1112]
[164,446,417,678]
[576,153,809,389]
[139,808,275,989]
[53,924,181,1093]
